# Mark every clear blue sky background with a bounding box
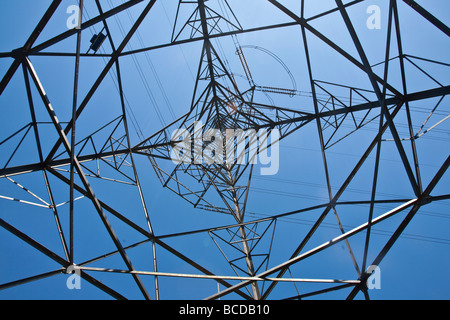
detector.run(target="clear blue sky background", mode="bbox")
[0,0,449,300]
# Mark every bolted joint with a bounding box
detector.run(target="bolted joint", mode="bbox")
[11,47,27,59]
[420,195,432,206]
[65,264,80,275]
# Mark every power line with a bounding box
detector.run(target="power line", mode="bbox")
[108,0,166,127]
[246,211,450,246]
[121,0,177,121]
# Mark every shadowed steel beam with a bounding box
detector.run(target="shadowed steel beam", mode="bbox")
[361,0,394,280]
[115,51,162,299]
[402,0,450,37]
[392,0,423,194]
[335,0,420,197]
[346,155,450,299]
[150,197,417,241]
[285,283,355,300]
[69,0,84,266]
[23,56,152,300]
[0,0,62,95]
[0,269,64,291]
[261,5,362,299]
[0,218,126,300]
[22,63,71,262]
[0,217,68,266]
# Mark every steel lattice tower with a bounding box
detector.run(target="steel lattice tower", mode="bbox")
[0,0,449,300]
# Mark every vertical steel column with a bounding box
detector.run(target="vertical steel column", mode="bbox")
[69,0,83,266]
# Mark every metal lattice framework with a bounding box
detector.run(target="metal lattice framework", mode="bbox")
[0,0,449,300]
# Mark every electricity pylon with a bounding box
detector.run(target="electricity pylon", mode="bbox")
[0,0,449,300]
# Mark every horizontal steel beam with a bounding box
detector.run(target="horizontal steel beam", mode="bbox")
[5,1,367,59]
[0,142,172,177]
[1,84,448,178]
[78,266,361,285]
[260,84,450,128]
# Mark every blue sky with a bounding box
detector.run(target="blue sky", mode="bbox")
[0,0,449,300]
